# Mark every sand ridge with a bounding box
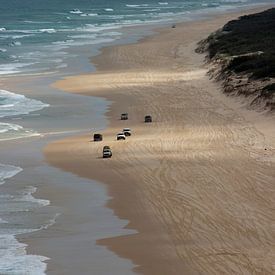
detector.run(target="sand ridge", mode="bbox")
[46,8,275,275]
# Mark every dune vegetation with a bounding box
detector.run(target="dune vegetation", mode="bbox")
[198,8,275,111]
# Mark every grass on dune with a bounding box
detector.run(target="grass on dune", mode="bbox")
[198,8,275,107]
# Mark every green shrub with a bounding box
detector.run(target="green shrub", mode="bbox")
[263,83,275,93]
[206,8,275,79]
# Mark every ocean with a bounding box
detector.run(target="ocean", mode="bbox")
[0,0,270,140]
[0,0,272,273]
[0,164,50,274]
[0,0,269,77]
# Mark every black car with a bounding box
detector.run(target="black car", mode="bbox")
[94,133,103,141]
[121,113,128,120]
[144,115,152,123]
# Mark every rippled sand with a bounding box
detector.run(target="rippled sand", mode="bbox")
[46,7,275,274]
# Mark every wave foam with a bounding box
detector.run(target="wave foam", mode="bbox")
[24,20,52,24]
[12,34,33,39]
[144,9,161,12]
[0,166,53,275]
[126,4,141,7]
[0,123,23,133]
[39,29,56,33]
[18,186,50,207]
[126,4,149,8]
[222,0,248,2]
[84,23,121,33]
[0,235,48,275]
[0,63,32,75]
[0,122,40,141]
[0,89,49,118]
[10,41,21,46]
[70,9,82,14]
[0,162,59,274]
[0,90,48,141]
[0,164,22,185]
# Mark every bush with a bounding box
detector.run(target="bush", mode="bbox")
[263,83,275,91]
[205,8,275,79]
[262,83,275,99]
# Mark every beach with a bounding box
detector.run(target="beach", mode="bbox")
[41,6,275,275]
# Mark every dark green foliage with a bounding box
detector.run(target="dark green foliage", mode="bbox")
[263,83,275,91]
[227,55,257,72]
[206,8,275,79]
[262,83,275,98]
[227,54,275,79]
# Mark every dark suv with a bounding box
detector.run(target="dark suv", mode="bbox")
[94,133,103,141]
[121,113,128,120]
[144,115,152,123]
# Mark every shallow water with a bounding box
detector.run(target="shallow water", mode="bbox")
[0,69,136,273]
[0,164,49,274]
[0,89,49,141]
[0,124,136,274]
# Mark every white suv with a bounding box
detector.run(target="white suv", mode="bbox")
[117,132,126,140]
[103,150,112,158]
[123,128,131,136]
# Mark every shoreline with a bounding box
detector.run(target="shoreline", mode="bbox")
[45,5,275,275]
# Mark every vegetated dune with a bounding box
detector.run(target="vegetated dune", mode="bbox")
[197,8,275,111]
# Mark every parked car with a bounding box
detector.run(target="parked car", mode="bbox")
[123,128,131,136]
[103,149,112,158]
[117,132,126,140]
[94,133,103,141]
[144,115,152,123]
[121,113,128,120]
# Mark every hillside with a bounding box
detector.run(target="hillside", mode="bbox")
[197,8,275,111]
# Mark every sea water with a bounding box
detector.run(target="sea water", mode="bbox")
[0,81,49,273]
[0,164,52,274]
[0,89,49,141]
[0,0,270,77]
[0,0,272,273]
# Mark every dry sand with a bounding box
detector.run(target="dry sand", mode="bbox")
[46,8,275,274]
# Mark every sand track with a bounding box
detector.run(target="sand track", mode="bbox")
[47,10,275,275]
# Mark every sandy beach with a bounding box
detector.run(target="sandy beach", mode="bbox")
[45,7,275,275]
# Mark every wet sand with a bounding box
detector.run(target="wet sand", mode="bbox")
[45,7,275,275]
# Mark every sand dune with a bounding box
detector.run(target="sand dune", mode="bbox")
[47,8,275,274]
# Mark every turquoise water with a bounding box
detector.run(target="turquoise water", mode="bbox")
[0,0,270,75]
